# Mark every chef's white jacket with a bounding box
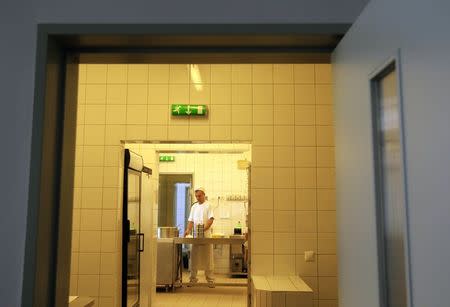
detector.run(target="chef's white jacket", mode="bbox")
[188,201,214,271]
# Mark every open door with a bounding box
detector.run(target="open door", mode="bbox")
[331,2,424,305]
[122,149,152,307]
[140,164,154,307]
[158,174,192,233]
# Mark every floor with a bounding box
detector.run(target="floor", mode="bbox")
[180,271,248,285]
[154,272,248,307]
[154,286,247,307]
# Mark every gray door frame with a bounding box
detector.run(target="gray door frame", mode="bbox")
[23,23,350,307]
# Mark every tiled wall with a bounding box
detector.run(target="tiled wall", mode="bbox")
[72,63,337,307]
[71,66,124,306]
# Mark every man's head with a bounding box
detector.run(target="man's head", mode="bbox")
[194,187,206,204]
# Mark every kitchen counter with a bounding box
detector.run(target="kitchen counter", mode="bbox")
[172,236,248,288]
[173,237,245,245]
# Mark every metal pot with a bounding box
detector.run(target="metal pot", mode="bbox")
[157,227,179,238]
[194,224,204,238]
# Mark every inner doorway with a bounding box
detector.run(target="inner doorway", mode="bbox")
[158,174,193,233]
[150,144,251,307]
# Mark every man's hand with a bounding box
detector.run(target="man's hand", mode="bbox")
[185,221,194,237]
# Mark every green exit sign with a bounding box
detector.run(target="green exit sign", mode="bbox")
[159,155,175,162]
[171,104,207,116]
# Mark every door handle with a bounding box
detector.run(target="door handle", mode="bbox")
[138,233,144,252]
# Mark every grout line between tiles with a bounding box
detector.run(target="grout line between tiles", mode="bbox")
[291,64,297,277]
[270,64,275,275]
[95,64,108,300]
[314,64,320,301]
[166,65,171,140]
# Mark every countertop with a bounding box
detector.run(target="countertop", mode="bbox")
[173,237,246,244]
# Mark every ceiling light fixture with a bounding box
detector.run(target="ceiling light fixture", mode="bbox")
[190,64,203,91]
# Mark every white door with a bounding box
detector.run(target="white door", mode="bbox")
[332,1,450,307]
[140,170,154,307]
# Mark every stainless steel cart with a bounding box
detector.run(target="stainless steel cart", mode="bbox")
[156,238,182,291]
[173,237,247,287]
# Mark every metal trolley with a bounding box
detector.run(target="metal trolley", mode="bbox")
[156,238,182,292]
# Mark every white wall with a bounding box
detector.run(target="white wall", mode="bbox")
[32,0,367,23]
[0,0,370,305]
[333,1,450,306]
[0,3,36,306]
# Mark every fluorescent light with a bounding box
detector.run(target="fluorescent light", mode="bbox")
[190,64,203,91]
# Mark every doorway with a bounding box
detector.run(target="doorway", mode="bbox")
[22,24,342,305]
[151,144,251,307]
[123,143,251,305]
[158,174,193,233]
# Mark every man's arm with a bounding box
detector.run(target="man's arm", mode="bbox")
[204,217,214,231]
[184,221,194,237]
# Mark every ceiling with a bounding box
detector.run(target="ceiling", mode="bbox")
[49,24,350,63]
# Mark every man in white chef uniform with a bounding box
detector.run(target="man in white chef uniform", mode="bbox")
[184,187,215,287]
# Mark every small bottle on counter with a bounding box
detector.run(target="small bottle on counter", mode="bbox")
[234,221,242,235]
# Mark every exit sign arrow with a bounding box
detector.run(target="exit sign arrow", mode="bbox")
[171,104,207,116]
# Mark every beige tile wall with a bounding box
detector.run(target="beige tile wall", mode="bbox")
[72,63,337,307]
[71,64,124,307]
[158,151,249,197]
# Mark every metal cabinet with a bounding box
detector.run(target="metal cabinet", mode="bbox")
[229,235,247,275]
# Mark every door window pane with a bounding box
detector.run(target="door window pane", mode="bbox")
[373,63,409,307]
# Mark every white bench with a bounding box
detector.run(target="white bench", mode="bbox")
[68,296,95,307]
[252,275,313,307]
